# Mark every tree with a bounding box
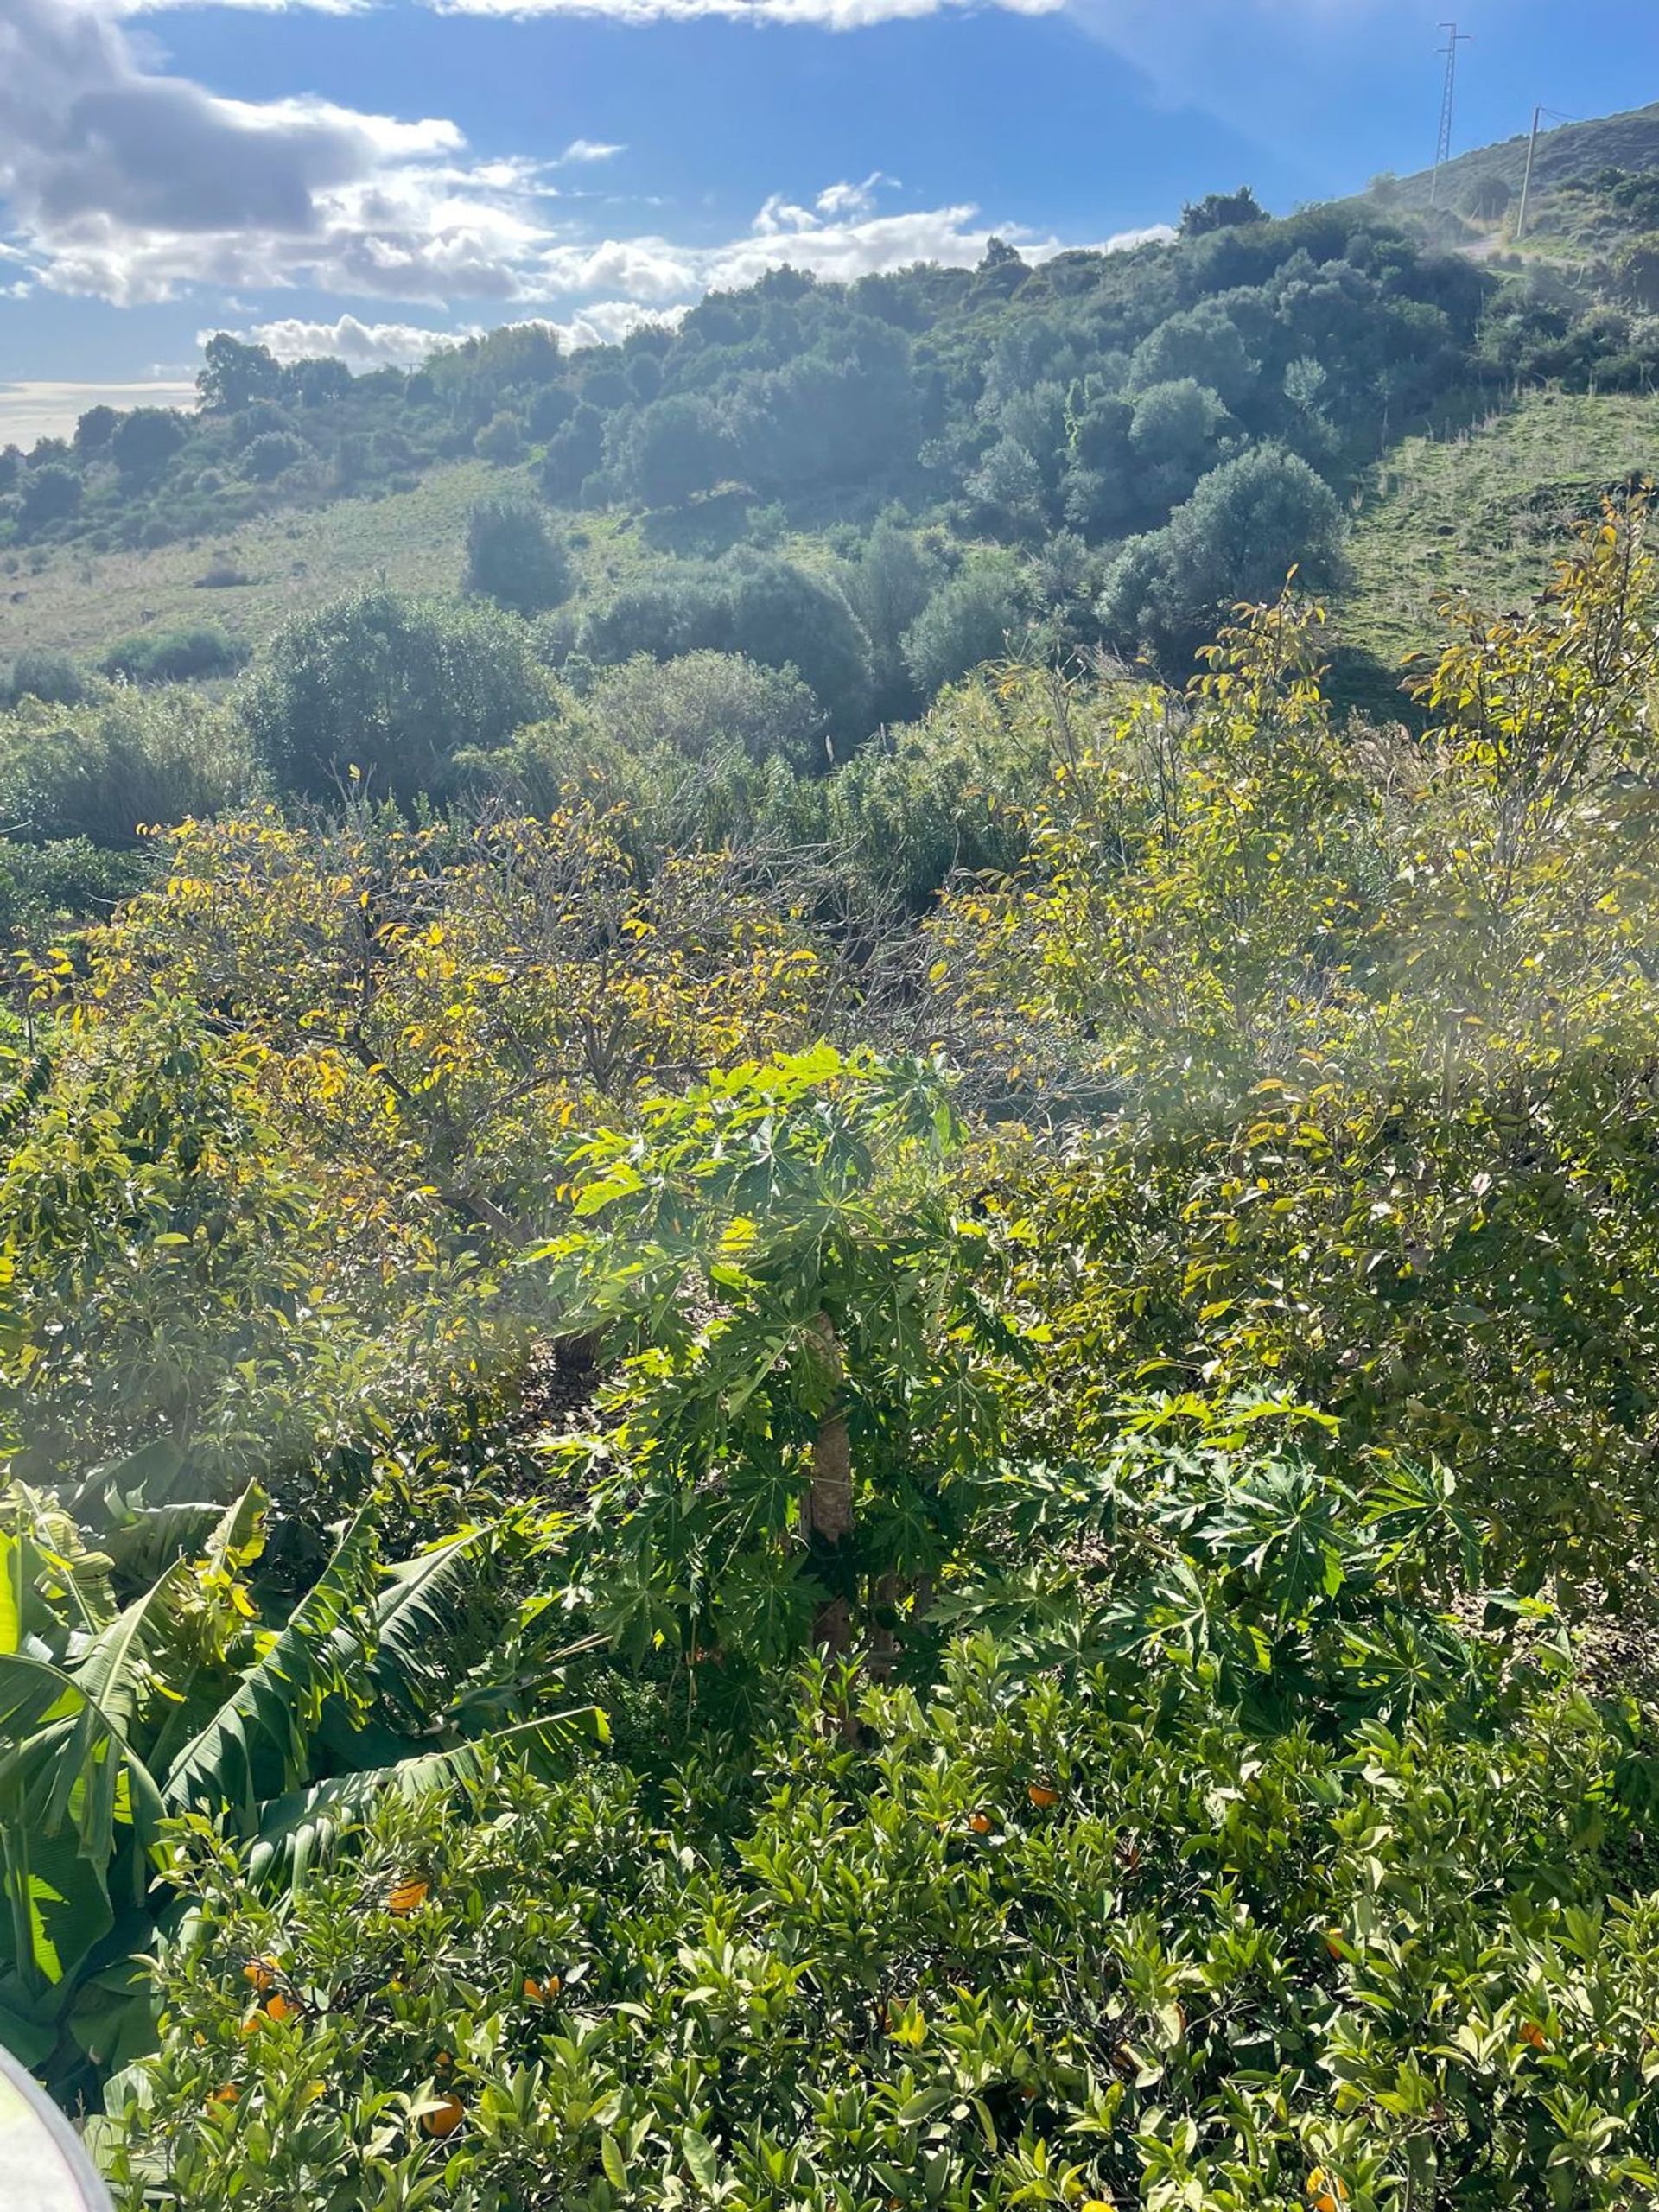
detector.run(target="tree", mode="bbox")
[197,334,283,414]
[1465,176,1513,223]
[1097,444,1343,669]
[1179,185,1268,238]
[540,403,605,501]
[243,589,555,802]
[464,495,574,615]
[73,405,119,456]
[588,651,828,772]
[240,431,308,484]
[111,407,188,480]
[620,394,732,508]
[1127,378,1230,508]
[902,556,1025,697]
[474,410,526,464]
[19,464,81,534]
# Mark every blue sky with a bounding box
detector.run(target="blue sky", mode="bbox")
[2,0,1658,437]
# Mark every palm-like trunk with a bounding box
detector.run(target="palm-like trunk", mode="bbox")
[805,1312,854,1663]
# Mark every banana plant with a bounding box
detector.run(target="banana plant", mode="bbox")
[0,1482,603,2095]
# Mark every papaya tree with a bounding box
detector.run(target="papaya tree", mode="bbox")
[536,1050,1023,1697]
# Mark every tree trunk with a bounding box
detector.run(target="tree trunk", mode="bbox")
[805,1312,855,1676]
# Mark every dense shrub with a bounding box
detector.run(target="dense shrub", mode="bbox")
[0,687,254,845]
[588,650,828,771]
[93,1444,1659,2212]
[99,624,250,685]
[463,494,574,615]
[2,648,91,708]
[902,554,1026,695]
[244,588,555,803]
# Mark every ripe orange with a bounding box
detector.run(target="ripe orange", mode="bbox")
[523,1974,563,2003]
[1027,1783,1059,1808]
[968,1813,993,1835]
[264,1992,300,2024]
[1520,2019,1548,2049]
[207,2083,238,2107]
[243,1957,277,1991]
[1323,1930,1344,1960]
[1306,2171,1349,2207]
[387,1875,430,1916]
[422,2093,464,2139]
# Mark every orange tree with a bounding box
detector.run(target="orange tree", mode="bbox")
[928,508,1659,1599]
[89,797,836,1247]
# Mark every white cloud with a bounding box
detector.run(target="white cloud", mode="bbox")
[0,0,548,305]
[0,377,197,447]
[233,312,467,366]
[429,0,1060,21]
[226,300,687,369]
[0,1,1168,329]
[559,138,626,163]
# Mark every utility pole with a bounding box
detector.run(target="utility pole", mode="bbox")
[1516,103,1543,239]
[1429,22,1472,208]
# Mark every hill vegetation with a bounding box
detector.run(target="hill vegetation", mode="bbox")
[7,116,1659,2212]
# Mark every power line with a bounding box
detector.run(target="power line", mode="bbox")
[1429,22,1473,208]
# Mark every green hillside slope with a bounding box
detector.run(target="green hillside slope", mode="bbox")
[1378,99,1659,214]
[1338,385,1659,683]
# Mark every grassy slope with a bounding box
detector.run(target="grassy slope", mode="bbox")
[0,462,673,664]
[0,461,846,668]
[1380,101,1659,214]
[1336,387,1659,687]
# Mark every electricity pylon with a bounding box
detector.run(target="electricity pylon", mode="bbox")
[1429,22,1472,207]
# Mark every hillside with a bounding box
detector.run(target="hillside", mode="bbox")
[1338,385,1659,680]
[1376,99,1659,214]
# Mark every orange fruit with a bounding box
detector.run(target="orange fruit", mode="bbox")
[207,2083,238,2107]
[1027,1783,1059,1808]
[387,1875,429,1916]
[243,1957,277,1991]
[264,1992,300,2024]
[1323,1930,1344,1960]
[1081,2200,1115,2212]
[1306,2173,1349,2207]
[422,2093,465,2139]
[1520,2019,1548,2049]
[968,1813,993,1835]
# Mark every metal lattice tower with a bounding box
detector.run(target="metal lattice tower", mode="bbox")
[1429,22,1472,207]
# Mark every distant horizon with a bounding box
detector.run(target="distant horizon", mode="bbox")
[2,0,1656,423]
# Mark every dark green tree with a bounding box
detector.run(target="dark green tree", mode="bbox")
[243,589,554,802]
[464,495,574,615]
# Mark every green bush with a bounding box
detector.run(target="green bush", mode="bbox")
[464,495,574,616]
[100,626,250,686]
[0,688,254,845]
[94,1444,1659,2212]
[242,588,555,803]
[3,649,91,708]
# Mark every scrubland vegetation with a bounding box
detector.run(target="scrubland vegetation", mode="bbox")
[8,175,1659,2212]
[0,483,1656,2210]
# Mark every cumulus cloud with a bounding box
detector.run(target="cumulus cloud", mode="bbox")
[232,312,467,367]
[229,300,686,370]
[431,0,1057,20]
[0,0,1166,327]
[0,0,549,305]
